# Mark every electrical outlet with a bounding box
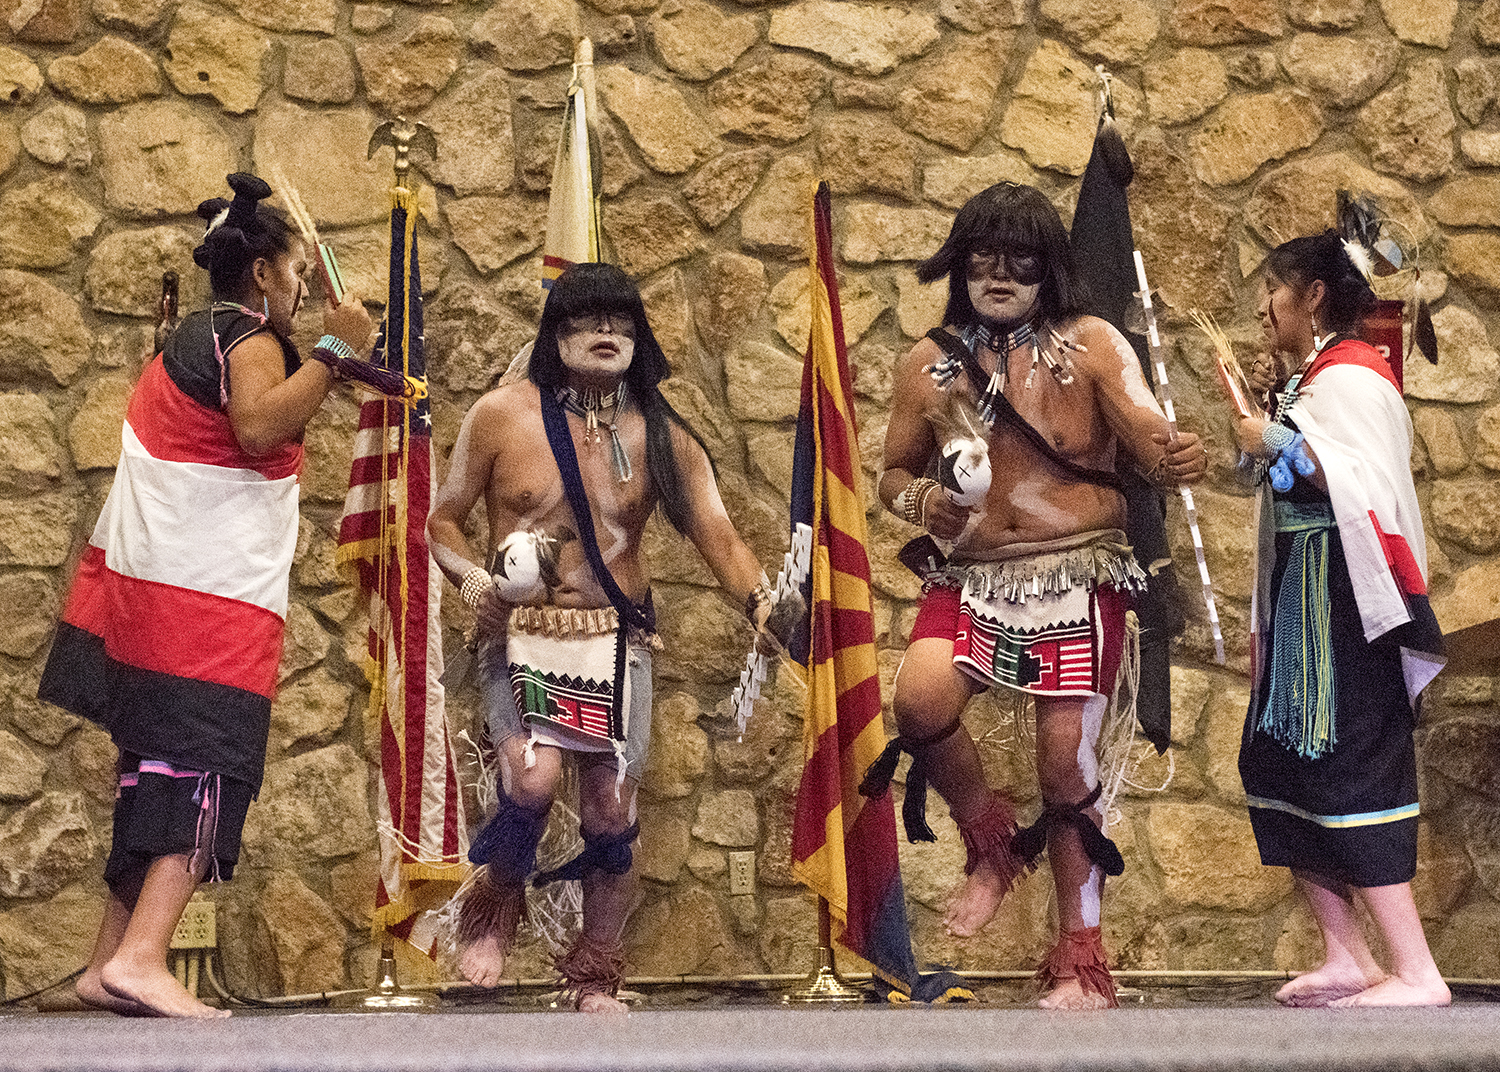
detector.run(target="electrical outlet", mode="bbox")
[728,850,755,895]
[170,896,216,950]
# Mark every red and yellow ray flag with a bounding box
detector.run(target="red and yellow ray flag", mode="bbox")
[787,183,965,1002]
[541,38,601,288]
[336,184,466,956]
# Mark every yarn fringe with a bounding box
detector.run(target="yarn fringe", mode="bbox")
[1036,926,1117,1008]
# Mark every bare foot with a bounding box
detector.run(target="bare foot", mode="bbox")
[1276,964,1385,1008]
[458,934,509,988]
[944,859,1011,938]
[578,992,629,1014]
[99,959,229,1019]
[77,969,153,1016]
[1330,975,1451,1008]
[1038,978,1111,1011]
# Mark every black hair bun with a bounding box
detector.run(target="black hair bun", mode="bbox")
[224,172,271,229]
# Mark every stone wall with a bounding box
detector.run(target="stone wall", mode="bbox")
[2,0,1500,1000]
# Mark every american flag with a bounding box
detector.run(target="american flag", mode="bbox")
[336,186,466,954]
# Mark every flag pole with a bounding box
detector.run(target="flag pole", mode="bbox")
[781,897,866,1004]
[356,113,442,1012]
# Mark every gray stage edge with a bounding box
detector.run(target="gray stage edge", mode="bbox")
[6,1004,1500,1072]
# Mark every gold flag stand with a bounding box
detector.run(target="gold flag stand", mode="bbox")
[781,897,867,1004]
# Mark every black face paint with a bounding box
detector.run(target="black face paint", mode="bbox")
[966,247,1045,287]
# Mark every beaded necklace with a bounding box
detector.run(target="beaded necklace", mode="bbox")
[559,380,632,483]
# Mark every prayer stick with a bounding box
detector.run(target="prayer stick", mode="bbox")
[1132,251,1226,665]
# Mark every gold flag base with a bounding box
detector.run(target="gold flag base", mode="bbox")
[357,942,439,1010]
[781,898,868,1004]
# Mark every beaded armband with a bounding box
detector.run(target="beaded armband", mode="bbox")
[1261,423,1296,458]
[896,477,939,527]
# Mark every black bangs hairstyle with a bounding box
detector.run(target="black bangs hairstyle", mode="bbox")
[193,173,297,300]
[530,262,705,536]
[1265,231,1377,339]
[916,181,1088,329]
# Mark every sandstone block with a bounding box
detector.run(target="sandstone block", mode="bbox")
[445,193,546,274]
[1001,38,1102,175]
[0,122,18,177]
[0,729,42,801]
[469,0,579,71]
[940,0,1024,31]
[0,47,43,105]
[1412,822,1472,921]
[92,0,168,30]
[254,871,348,993]
[1171,0,1284,45]
[840,203,955,265]
[1430,176,1500,229]
[84,226,205,318]
[1455,58,1498,125]
[1423,716,1500,801]
[1479,0,1500,48]
[424,279,536,390]
[725,341,802,422]
[714,706,793,785]
[420,69,514,196]
[0,269,92,386]
[682,147,770,229]
[1413,408,1468,476]
[350,4,391,32]
[708,54,826,143]
[693,252,766,355]
[1444,234,1500,305]
[640,268,692,367]
[757,894,818,972]
[768,265,885,352]
[356,15,461,115]
[1144,48,1227,126]
[1042,0,1159,65]
[1378,0,1454,47]
[7,669,81,746]
[162,3,269,113]
[637,812,691,883]
[1430,477,1500,554]
[0,0,82,42]
[0,391,63,491]
[230,0,336,34]
[1287,0,1365,28]
[692,788,758,846]
[0,885,100,1000]
[654,586,749,682]
[745,428,794,498]
[274,606,333,688]
[1170,487,1255,600]
[1243,152,1429,254]
[739,154,814,253]
[66,725,117,806]
[48,37,161,103]
[241,744,373,863]
[98,100,236,219]
[1356,59,1454,184]
[819,113,916,199]
[598,65,717,174]
[1148,801,1292,911]
[897,31,1008,153]
[283,39,355,104]
[1188,90,1322,187]
[626,886,730,976]
[1478,404,1500,473]
[642,692,707,799]
[1432,900,1500,978]
[648,0,757,80]
[892,267,947,340]
[768,0,939,76]
[921,149,1038,210]
[0,791,93,898]
[0,491,75,567]
[601,195,700,278]
[21,104,89,169]
[1461,132,1500,169]
[0,177,96,270]
[1200,681,1251,804]
[299,395,359,504]
[1282,33,1397,110]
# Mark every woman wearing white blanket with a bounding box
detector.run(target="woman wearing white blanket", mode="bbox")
[1231,232,1447,1008]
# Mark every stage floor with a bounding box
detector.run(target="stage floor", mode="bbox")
[6,983,1500,1072]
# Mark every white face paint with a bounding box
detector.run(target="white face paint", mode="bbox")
[558,312,635,387]
[1077,692,1107,927]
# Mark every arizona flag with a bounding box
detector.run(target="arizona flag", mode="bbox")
[788,182,966,1002]
[542,37,601,287]
[336,185,466,954]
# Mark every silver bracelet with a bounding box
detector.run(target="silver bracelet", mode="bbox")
[459,565,492,610]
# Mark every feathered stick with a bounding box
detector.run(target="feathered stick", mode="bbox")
[729,522,813,737]
[1133,251,1226,665]
[1190,309,1255,420]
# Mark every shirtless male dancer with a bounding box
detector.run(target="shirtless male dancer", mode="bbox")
[428,263,788,1012]
[873,183,1206,1008]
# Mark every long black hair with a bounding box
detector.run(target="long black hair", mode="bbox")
[530,263,706,535]
[193,173,296,300]
[917,181,1089,329]
[1264,231,1377,338]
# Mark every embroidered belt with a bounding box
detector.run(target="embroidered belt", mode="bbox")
[935,529,1147,605]
[1273,501,1336,533]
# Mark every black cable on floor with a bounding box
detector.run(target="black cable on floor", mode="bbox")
[0,967,84,1007]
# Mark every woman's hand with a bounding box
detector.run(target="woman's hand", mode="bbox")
[1245,354,1278,397]
[1233,415,1271,457]
[324,296,374,354]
